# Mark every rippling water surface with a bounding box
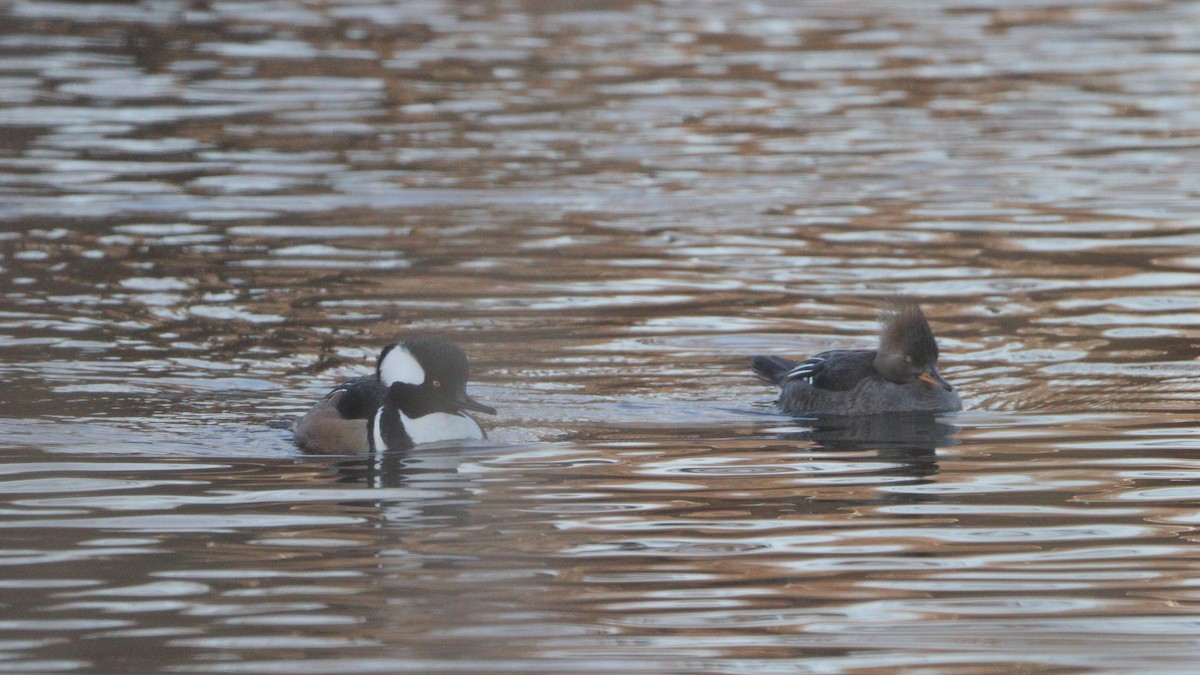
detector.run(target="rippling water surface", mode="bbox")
[4,0,1200,671]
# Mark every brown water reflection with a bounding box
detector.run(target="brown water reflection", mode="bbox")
[4,0,1200,671]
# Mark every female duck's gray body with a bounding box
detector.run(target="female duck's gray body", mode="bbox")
[753,300,962,416]
[293,339,495,454]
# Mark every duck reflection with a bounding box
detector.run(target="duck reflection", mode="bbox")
[805,413,959,450]
[333,451,413,488]
[327,445,481,530]
[776,413,959,479]
[331,444,474,488]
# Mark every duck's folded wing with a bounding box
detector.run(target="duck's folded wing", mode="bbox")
[787,350,877,392]
[330,378,388,419]
[785,356,826,381]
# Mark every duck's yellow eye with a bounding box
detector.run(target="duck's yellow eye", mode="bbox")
[432,380,441,388]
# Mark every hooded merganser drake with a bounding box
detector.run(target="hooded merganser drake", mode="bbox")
[293,338,497,454]
[752,299,962,416]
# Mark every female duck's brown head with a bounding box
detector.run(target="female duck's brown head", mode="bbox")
[872,300,953,391]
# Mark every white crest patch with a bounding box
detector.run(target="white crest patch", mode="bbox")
[379,346,425,386]
[400,411,483,445]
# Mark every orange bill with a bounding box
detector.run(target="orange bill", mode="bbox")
[918,369,953,391]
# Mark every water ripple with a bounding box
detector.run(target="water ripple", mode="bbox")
[1,0,1200,671]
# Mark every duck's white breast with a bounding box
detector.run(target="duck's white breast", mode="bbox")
[401,411,484,445]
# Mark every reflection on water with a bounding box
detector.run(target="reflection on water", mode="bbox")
[4,0,1200,671]
[776,413,959,450]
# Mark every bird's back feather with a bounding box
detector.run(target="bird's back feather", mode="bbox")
[803,350,878,392]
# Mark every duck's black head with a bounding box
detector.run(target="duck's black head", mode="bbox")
[873,299,953,391]
[376,338,497,417]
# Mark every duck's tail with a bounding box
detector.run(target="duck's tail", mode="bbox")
[751,355,796,385]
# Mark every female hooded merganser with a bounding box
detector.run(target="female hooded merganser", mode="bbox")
[293,338,496,454]
[752,299,962,416]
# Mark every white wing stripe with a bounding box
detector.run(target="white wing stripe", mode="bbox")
[371,407,387,451]
[785,357,825,381]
